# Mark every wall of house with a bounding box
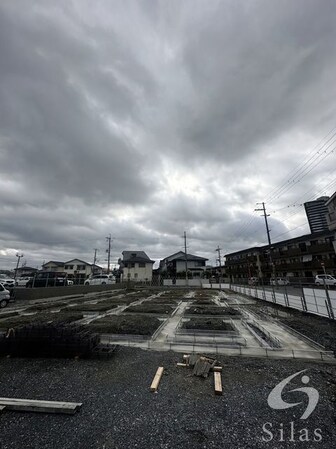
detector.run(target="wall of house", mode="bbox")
[64,260,93,278]
[122,263,153,281]
[42,263,64,272]
[175,260,206,272]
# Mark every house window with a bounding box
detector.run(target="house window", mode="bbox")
[139,263,145,268]
[130,263,135,268]
[65,265,74,270]
[134,273,138,278]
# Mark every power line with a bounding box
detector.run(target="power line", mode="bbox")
[265,125,336,203]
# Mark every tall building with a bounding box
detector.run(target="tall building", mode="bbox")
[304,196,329,233]
[325,191,336,255]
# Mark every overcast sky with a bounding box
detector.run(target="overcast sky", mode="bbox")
[1,0,336,271]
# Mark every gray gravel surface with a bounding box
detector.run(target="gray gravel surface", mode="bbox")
[0,348,335,449]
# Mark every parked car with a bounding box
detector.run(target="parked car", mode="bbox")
[84,275,116,286]
[270,278,290,286]
[0,275,15,289]
[26,272,67,288]
[315,274,336,286]
[0,283,10,308]
[15,276,32,286]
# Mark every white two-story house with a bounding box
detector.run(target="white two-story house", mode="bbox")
[119,251,154,282]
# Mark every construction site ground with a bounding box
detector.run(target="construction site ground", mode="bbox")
[0,347,335,449]
[1,287,336,447]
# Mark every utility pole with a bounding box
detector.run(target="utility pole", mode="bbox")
[184,231,188,286]
[15,253,24,280]
[106,235,111,274]
[255,202,276,283]
[215,246,222,290]
[92,248,98,274]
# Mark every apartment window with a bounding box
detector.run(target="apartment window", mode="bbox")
[134,273,138,278]
[299,243,307,252]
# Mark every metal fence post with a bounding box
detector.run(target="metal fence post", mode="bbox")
[324,280,334,319]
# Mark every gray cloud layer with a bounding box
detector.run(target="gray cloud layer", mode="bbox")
[0,0,335,269]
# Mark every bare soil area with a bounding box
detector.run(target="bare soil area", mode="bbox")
[87,315,162,336]
[0,312,84,330]
[186,306,241,316]
[63,302,119,312]
[125,304,174,315]
[182,318,235,331]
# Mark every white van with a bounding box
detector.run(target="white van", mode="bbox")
[0,283,10,308]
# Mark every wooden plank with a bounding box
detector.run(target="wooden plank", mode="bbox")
[0,398,82,414]
[150,367,164,392]
[176,363,188,367]
[214,372,222,395]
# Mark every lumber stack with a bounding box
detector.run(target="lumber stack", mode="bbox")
[177,354,224,395]
[181,354,218,378]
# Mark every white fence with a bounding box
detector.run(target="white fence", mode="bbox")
[230,284,336,319]
[162,280,230,288]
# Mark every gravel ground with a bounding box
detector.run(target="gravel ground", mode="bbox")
[278,314,336,353]
[0,347,335,449]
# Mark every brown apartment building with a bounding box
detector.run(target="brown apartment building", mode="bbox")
[225,230,336,283]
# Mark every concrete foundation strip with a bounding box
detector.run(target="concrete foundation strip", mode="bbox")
[0,398,82,414]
